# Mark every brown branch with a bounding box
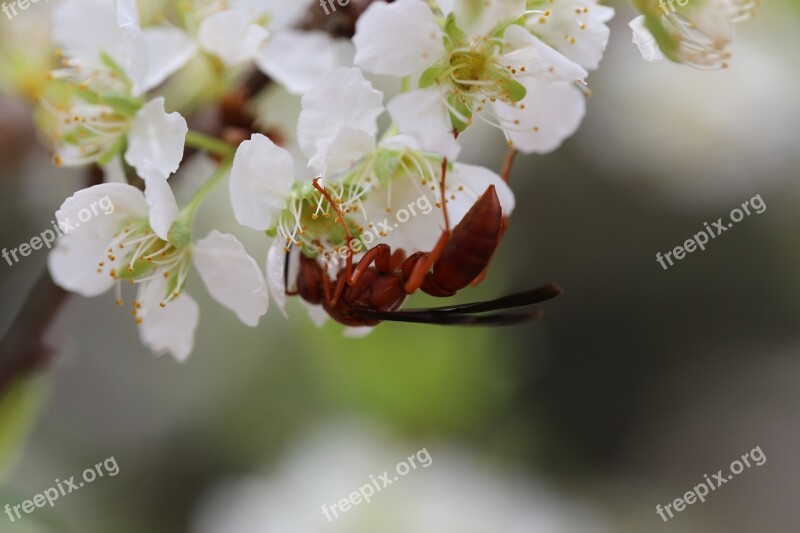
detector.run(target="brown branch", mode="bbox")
[0,270,68,395]
[0,165,103,398]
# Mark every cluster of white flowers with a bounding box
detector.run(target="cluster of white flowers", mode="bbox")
[26,0,757,361]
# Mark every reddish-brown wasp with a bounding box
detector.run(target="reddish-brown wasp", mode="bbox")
[285,160,562,326]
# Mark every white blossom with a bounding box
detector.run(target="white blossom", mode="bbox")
[229,68,517,325]
[629,0,759,69]
[48,181,269,362]
[354,0,605,154]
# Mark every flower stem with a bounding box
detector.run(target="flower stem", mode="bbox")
[381,122,400,142]
[501,146,517,183]
[185,130,236,160]
[181,159,233,224]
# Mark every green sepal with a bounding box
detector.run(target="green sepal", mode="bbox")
[97,134,127,166]
[76,86,103,106]
[642,14,681,63]
[374,148,403,183]
[293,180,316,200]
[419,66,443,89]
[499,78,527,103]
[630,0,682,63]
[101,91,143,116]
[168,219,192,248]
[115,259,155,281]
[165,269,183,298]
[448,93,472,133]
[444,13,467,46]
[99,52,133,88]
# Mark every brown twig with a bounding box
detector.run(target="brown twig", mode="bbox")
[501,146,517,183]
[0,270,68,395]
[0,164,103,397]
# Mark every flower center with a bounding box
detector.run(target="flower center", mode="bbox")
[449,51,490,92]
[97,223,192,322]
[276,184,364,256]
[40,56,141,166]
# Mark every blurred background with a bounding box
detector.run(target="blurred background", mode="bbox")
[1,0,800,532]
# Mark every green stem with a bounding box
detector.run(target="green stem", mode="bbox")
[182,160,232,224]
[381,122,400,142]
[185,130,236,159]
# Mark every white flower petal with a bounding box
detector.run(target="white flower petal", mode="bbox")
[629,16,665,62]
[256,30,337,95]
[453,0,526,39]
[229,134,295,231]
[198,10,268,66]
[138,292,199,363]
[357,160,514,256]
[48,183,148,297]
[116,0,139,27]
[526,0,614,70]
[266,240,288,318]
[387,87,461,160]
[115,0,148,94]
[448,162,516,223]
[54,182,148,241]
[299,300,328,329]
[354,0,445,76]
[139,162,179,241]
[53,0,121,61]
[48,233,117,297]
[492,78,585,154]
[297,67,384,173]
[194,231,269,327]
[241,24,270,59]
[125,97,188,179]
[308,126,376,178]
[142,26,198,91]
[236,0,314,29]
[358,181,444,253]
[379,134,421,151]
[343,326,374,338]
[437,0,456,15]
[53,0,148,92]
[501,25,588,82]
